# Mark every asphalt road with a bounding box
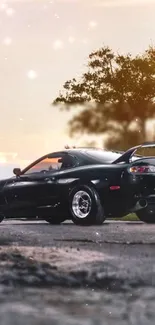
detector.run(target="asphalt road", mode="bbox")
[0,219,155,325]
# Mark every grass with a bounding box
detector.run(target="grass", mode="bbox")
[113,213,139,221]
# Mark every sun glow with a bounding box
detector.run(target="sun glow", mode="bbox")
[0,152,18,164]
[0,156,7,164]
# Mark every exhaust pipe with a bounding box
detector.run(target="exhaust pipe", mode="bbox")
[132,199,148,212]
[139,199,148,208]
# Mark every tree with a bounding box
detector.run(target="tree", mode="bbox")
[53,45,155,150]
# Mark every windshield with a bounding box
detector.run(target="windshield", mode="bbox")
[24,157,63,175]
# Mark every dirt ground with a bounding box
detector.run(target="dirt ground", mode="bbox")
[0,220,155,325]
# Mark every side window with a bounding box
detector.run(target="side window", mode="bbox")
[24,156,63,174]
[59,154,77,169]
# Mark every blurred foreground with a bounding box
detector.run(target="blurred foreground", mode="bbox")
[0,220,155,325]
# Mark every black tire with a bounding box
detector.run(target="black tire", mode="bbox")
[136,206,155,224]
[45,216,66,225]
[69,185,105,226]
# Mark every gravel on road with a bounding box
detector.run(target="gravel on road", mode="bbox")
[0,220,155,325]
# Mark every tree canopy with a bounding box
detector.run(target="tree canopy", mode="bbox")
[53,45,155,150]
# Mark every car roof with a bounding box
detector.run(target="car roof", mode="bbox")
[45,147,123,163]
[65,147,122,163]
[21,147,122,174]
[65,147,123,154]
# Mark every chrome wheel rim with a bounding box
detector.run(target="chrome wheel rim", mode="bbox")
[72,190,92,219]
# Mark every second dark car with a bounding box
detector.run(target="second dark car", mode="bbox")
[0,142,155,225]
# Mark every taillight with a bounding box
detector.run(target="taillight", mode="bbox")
[129,165,155,173]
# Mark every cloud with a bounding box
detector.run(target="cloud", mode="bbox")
[1,0,155,3]
[0,152,18,163]
[0,153,31,178]
[92,0,155,7]
[0,0,38,3]
[0,151,19,178]
[0,0,77,3]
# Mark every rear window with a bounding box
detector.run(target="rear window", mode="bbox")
[85,149,121,163]
[130,147,155,162]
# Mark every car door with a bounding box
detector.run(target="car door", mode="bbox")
[5,173,55,207]
[4,152,77,216]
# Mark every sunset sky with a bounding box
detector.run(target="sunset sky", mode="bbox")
[0,0,155,174]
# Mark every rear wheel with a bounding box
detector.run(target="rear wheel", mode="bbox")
[69,185,105,226]
[136,206,155,223]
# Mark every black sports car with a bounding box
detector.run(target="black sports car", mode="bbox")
[0,142,155,225]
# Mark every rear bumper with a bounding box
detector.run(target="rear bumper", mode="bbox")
[131,195,155,213]
[144,194,155,204]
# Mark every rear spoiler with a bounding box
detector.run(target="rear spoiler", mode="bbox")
[113,142,155,164]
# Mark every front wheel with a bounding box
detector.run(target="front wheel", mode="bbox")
[69,185,106,226]
[136,206,155,224]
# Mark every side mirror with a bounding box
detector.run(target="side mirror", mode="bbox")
[13,168,21,176]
